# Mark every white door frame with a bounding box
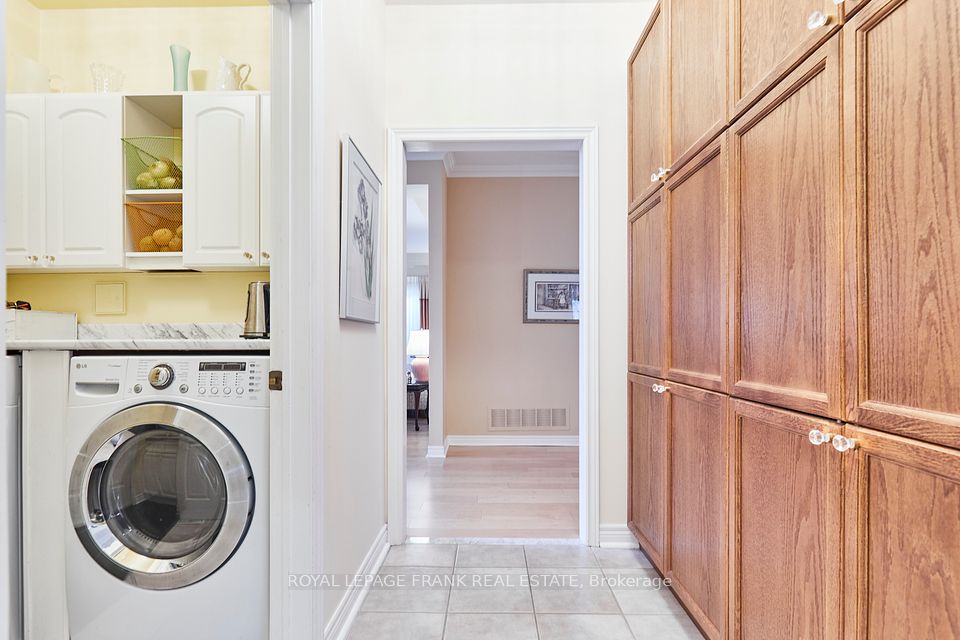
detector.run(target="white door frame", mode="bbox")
[385,127,601,547]
[269,1,323,639]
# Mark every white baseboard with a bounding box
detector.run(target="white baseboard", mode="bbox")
[325,524,390,640]
[425,445,446,458]
[445,435,579,447]
[598,524,639,549]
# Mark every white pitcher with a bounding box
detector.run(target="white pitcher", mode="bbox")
[12,56,63,93]
[215,57,251,91]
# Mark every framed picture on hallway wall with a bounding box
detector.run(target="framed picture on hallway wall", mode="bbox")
[339,136,382,323]
[523,269,580,324]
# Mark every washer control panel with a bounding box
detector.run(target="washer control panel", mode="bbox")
[130,357,269,406]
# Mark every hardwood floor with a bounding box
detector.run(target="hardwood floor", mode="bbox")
[406,423,580,539]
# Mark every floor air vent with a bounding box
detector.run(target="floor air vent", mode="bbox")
[489,408,568,430]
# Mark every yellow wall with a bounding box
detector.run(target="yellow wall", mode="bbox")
[7,271,268,324]
[7,1,270,92]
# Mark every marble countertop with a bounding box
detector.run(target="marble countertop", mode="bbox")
[7,323,269,352]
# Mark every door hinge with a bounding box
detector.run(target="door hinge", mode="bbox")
[269,370,283,391]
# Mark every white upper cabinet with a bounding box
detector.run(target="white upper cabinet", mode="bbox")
[44,94,124,269]
[182,93,260,268]
[5,96,45,268]
[259,94,271,267]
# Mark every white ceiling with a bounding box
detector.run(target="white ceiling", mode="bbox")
[406,184,430,254]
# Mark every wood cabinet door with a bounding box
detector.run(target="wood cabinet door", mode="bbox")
[842,425,960,639]
[730,400,842,640]
[629,2,668,210]
[629,191,667,377]
[628,373,669,572]
[669,383,727,640]
[44,94,124,269]
[730,0,840,118]
[182,93,260,268]
[729,37,843,419]
[669,0,728,170]
[666,137,727,392]
[842,0,960,450]
[5,95,45,268]
[258,94,271,267]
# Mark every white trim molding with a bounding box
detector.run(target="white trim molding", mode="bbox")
[386,127,601,548]
[425,445,447,459]
[445,435,579,447]
[598,525,640,549]
[324,526,390,640]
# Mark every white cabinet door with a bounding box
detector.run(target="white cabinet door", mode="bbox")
[182,94,260,268]
[259,94,271,267]
[44,94,124,269]
[6,96,45,268]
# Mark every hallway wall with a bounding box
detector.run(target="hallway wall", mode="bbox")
[446,176,579,436]
[386,0,656,529]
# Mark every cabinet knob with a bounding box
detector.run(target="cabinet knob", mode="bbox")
[26,255,38,264]
[808,429,835,446]
[45,255,55,263]
[658,168,671,180]
[807,10,830,30]
[261,251,271,260]
[650,171,660,184]
[651,383,670,394]
[832,0,844,5]
[243,251,254,261]
[832,435,858,453]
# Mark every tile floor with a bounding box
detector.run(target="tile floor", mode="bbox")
[406,422,580,539]
[347,544,704,640]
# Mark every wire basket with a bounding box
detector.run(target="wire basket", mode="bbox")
[123,136,183,190]
[126,201,183,252]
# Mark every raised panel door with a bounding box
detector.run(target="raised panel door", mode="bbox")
[628,192,667,377]
[259,94,271,267]
[5,96,45,268]
[669,383,727,640]
[729,37,843,419]
[666,137,727,392]
[730,400,842,640]
[669,0,728,169]
[628,373,669,572]
[730,0,839,117]
[842,424,960,639]
[183,94,260,268]
[44,94,123,269]
[629,2,668,210]
[842,0,960,449]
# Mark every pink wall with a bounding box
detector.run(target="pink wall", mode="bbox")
[446,177,579,436]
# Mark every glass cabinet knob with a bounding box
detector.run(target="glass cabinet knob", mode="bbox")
[807,10,829,30]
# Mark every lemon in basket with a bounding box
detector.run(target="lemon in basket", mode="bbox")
[153,228,174,247]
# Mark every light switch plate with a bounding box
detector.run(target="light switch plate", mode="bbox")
[95,282,126,315]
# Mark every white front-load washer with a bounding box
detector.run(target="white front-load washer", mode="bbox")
[66,355,269,640]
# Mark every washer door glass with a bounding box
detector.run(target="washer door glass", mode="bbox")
[69,403,254,591]
[98,427,226,560]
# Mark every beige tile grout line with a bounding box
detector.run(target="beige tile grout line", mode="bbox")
[523,544,542,640]
[596,546,640,640]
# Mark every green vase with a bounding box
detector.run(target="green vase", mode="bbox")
[170,44,191,91]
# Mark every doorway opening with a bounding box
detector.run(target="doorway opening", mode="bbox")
[387,128,601,547]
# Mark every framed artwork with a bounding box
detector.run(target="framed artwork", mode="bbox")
[339,136,382,323]
[523,269,580,324]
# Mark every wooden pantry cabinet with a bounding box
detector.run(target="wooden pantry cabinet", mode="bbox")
[627,373,669,572]
[668,0,728,170]
[729,401,843,640]
[668,383,728,640]
[628,191,667,377]
[842,0,960,450]
[842,425,960,639]
[730,0,840,117]
[665,137,727,393]
[628,2,668,210]
[728,36,843,420]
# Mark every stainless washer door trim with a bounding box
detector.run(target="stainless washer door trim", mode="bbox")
[68,403,254,590]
